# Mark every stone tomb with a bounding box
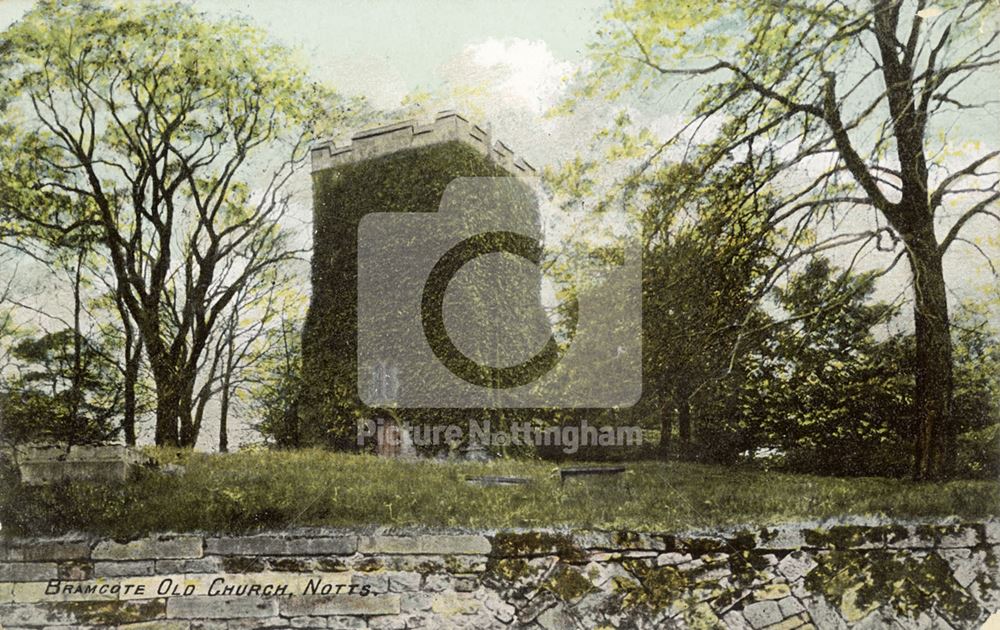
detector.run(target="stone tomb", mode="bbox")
[8,443,152,484]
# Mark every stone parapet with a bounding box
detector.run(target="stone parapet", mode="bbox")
[310,111,536,176]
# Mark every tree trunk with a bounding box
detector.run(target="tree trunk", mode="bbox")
[122,337,141,446]
[658,404,672,459]
[219,376,230,453]
[906,226,954,480]
[178,373,198,448]
[678,394,691,449]
[154,379,180,447]
[69,248,85,444]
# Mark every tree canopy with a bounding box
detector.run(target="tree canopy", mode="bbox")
[0,0,352,446]
[557,0,1000,478]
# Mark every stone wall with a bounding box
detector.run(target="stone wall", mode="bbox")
[310,111,535,176]
[1,521,998,629]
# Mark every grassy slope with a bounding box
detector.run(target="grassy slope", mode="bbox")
[1,448,997,538]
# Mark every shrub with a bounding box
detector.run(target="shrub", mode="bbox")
[957,424,1000,479]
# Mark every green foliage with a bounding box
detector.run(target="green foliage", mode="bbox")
[639,161,777,454]
[739,259,912,476]
[1,449,996,538]
[302,141,538,451]
[251,310,305,448]
[559,0,999,480]
[957,424,1000,479]
[0,328,121,444]
[704,259,1000,478]
[0,0,353,447]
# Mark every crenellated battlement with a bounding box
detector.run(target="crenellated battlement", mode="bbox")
[310,111,535,176]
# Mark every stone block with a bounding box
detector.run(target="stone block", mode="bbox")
[167,596,278,619]
[537,604,576,630]
[777,595,806,617]
[94,560,156,577]
[379,553,487,574]
[938,525,981,548]
[984,521,1000,544]
[776,552,817,582]
[281,593,401,616]
[325,616,368,628]
[0,562,57,581]
[517,591,558,624]
[453,576,477,592]
[156,557,224,574]
[205,535,357,556]
[768,612,812,630]
[359,535,490,555]
[225,618,289,629]
[368,616,407,629]
[11,581,63,603]
[757,527,804,551]
[0,540,91,562]
[266,556,315,572]
[800,596,849,630]
[581,561,630,588]
[400,592,434,612]
[3,598,165,625]
[351,572,388,592]
[753,583,791,600]
[586,551,620,562]
[938,548,983,588]
[120,621,191,630]
[430,593,480,615]
[742,600,783,628]
[722,610,753,630]
[422,574,452,592]
[93,535,203,560]
[387,571,422,592]
[886,525,935,549]
[0,602,79,625]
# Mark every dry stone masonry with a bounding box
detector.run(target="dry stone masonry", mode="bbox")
[1,520,998,628]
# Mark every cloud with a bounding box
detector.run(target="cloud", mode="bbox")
[446,38,576,116]
[402,38,585,167]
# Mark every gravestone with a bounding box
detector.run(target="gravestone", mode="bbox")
[374,418,417,459]
[11,443,152,484]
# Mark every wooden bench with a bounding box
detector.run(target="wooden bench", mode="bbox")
[558,466,626,484]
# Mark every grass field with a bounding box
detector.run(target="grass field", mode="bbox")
[1,448,997,538]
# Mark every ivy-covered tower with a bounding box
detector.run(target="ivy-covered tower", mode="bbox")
[300,112,536,449]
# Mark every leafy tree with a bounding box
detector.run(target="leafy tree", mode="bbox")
[0,328,121,444]
[641,162,776,456]
[951,298,1000,477]
[249,308,305,448]
[0,0,351,446]
[565,0,999,478]
[741,258,911,476]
